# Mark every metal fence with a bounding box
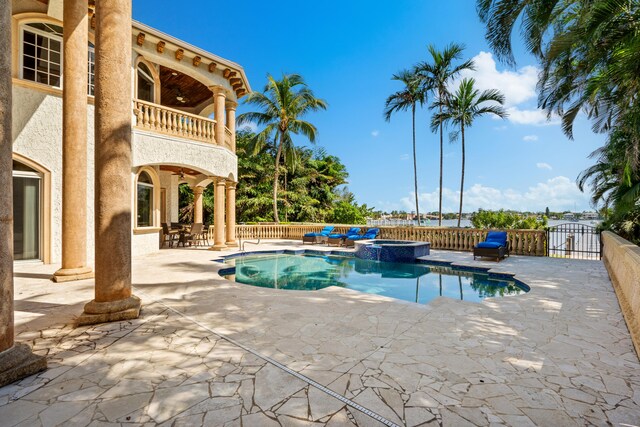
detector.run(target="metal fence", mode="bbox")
[547,223,602,260]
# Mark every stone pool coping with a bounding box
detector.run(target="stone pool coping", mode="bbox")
[2,240,639,426]
[215,249,530,292]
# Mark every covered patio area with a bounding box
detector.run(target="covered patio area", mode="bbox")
[2,242,639,426]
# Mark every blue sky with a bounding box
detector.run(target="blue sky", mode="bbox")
[134,1,604,213]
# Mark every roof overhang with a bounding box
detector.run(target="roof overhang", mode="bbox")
[132,21,251,97]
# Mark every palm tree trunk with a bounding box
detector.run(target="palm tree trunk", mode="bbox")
[273,131,283,223]
[438,102,444,227]
[412,104,420,225]
[458,124,465,228]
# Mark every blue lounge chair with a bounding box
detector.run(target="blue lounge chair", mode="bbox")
[345,228,380,247]
[303,226,335,244]
[473,231,510,261]
[326,227,361,246]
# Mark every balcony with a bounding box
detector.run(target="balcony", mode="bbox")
[133,99,215,144]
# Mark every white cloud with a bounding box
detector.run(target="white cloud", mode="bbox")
[239,122,258,132]
[399,153,410,161]
[523,135,538,142]
[460,51,538,106]
[398,176,589,212]
[537,162,552,170]
[371,130,380,137]
[457,52,559,126]
[506,107,559,126]
[494,125,508,131]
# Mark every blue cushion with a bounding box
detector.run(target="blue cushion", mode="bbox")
[346,227,361,235]
[476,241,503,249]
[485,231,507,244]
[305,226,334,237]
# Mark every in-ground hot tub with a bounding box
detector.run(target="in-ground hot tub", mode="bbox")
[354,240,431,262]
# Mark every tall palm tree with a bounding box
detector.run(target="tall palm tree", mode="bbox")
[415,44,474,226]
[477,0,640,239]
[433,78,507,227]
[384,69,426,225]
[237,74,327,222]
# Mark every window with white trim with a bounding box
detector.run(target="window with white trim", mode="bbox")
[88,43,95,96]
[22,23,63,87]
[21,22,96,95]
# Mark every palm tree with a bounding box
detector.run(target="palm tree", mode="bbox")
[477,0,640,240]
[384,69,426,225]
[237,74,327,223]
[433,78,507,227]
[415,44,474,226]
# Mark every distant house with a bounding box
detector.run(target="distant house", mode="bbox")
[582,212,599,220]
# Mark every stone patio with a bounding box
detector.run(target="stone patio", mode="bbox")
[2,240,639,426]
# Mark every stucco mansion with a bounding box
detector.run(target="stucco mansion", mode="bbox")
[1,0,249,385]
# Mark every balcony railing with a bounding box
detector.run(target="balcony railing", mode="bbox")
[133,99,217,145]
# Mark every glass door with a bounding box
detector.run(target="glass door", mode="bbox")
[13,168,41,261]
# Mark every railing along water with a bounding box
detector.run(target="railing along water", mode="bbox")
[228,224,547,256]
[133,99,217,144]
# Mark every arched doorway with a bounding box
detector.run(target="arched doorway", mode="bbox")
[12,160,42,261]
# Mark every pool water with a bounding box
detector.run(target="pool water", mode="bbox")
[220,254,528,304]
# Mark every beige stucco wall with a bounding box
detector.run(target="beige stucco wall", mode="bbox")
[132,231,161,257]
[11,83,96,264]
[602,231,640,356]
[132,130,237,180]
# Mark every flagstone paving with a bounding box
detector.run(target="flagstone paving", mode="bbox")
[2,241,640,426]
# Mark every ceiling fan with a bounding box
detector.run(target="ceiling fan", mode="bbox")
[173,86,187,104]
[171,168,186,181]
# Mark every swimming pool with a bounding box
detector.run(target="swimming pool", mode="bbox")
[219,252,529,304]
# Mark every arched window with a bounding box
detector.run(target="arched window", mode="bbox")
[137,62,155,102]
[137,171,154,227]
[13,160,42,260]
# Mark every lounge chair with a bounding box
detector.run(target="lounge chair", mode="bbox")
[302,226,335,244]
[326,227,361,246]
[473,231,510,261]
[344,228,380,248]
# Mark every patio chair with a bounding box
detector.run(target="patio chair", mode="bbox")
[182,223,207,247]
[473,231,510,262]
[303,225,335,244]
[326,227,361,246]
[344,228,380,248]
[161,223,179,248]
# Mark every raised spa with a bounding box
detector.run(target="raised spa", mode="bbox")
[354,239,431,262]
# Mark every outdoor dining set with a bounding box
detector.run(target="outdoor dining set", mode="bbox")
[161,223,210,248]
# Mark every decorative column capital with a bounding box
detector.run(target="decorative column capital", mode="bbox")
[225,100,238,111]
[209,85,226,96]
[192,185,204,194]
[212,176,226,185]
[225,181,237,190]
